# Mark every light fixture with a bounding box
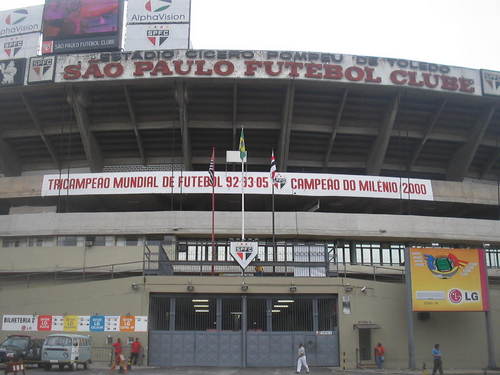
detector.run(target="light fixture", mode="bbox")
[241,284,248,291]
[195,310,209,313]
[483,243,491,248]
[361,286,367,293]
[192,299,209,302]
[274,305,289,308]
[289,286,297,293]
[131,283,139,290]
[432,242,440,247]
[271,309,281,313]
[187,285,194,292]
[278,300,294,303]
[193,305,209,308]
[344,285,353,293]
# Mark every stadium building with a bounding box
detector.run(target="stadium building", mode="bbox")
[1,2,500,371]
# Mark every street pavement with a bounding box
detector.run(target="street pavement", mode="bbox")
[17,366,500,375]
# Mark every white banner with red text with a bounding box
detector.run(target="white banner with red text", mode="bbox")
[41,171,434,201]
[54,49,480,96]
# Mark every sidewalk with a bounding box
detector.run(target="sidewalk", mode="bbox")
[69,365,500,375]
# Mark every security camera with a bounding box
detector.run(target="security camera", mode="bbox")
[361,286,367,293]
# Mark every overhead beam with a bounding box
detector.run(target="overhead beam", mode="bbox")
[324,88,348,170]
[408,99,447,170]
[20,93,60,168]
[0,136,21,176]
[447,105,497,181]
[66,87,103,172]
[278,81,295,171]
[366,93,401,175]
[175,81,192,171]
[481,148,500,179]
[123,85,146,165]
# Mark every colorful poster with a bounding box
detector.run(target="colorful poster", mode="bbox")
[2,315,37,331]
[63,315,79,331]
[0,5,44,37]
[37,315,52,331]
[134,316,148,332]
[78,316,90,331]
[409,248,489,311]
[119,316,135,332]
[52,316,64,331]
[127,0,190,24]
[89,316,105,332]
[105,316,120,332]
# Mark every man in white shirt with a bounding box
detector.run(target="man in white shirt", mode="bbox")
[297,343,310,373]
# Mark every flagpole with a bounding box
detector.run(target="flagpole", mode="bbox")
[241,157,245,240]
[211,147,216,275]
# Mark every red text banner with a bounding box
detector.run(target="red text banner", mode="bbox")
[54,50,481,96]
[41,171,434,201]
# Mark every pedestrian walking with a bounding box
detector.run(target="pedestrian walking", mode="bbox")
[296,343,310,373]
[374,342,385,369]
[432,344,443,375]
[110,338,127,373]
[129,338,142,366]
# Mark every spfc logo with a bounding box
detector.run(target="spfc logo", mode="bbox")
[5,9,28,25]
[145,0,172,12]
[146,26,170,46]
[230,241,259,270]
[274,174,287,189]
[3,39,23,57]
[483,71,500,92]
[28,56,55,84]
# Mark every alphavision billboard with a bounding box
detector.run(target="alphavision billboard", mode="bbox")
[409,248,489,312]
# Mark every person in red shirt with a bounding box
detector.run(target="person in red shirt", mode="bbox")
[111,338,126,372]
[374,342,385,369]
[130,338,142,366]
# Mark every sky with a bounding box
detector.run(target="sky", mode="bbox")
[0,0,498,71]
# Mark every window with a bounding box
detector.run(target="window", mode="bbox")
[27,237,44,247]
[175,297,216,331]
[86,236,105,246]
[2,238,23,248]
[57,236,77,246]
[125,237,138,246]
[45,336,72,346]
[271,298,313,331]
[146,236,163,246]
[247,298,267,331]
[222,298,241,331]
[318,298,337,331]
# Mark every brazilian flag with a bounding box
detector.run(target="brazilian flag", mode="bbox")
[239,128,247,161]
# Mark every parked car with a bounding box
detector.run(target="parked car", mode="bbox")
[0,335,44,363]
[41,334,91,371]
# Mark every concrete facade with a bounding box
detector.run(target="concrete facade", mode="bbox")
[0,275,498,369]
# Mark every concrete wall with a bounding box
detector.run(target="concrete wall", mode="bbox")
[1,275,498,370]
[1,211,500,243]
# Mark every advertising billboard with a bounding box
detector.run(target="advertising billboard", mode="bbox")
[42,0,123,54]
[0,5,44,38]
[124,23,189,50]
[409,248,489,312]
[127,0,190,24]
[28,55,56,84]
[481,69,500,97]
[0,58,26,87]
[0,32,41,60]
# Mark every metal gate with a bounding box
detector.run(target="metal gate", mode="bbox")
[148,294,339,368]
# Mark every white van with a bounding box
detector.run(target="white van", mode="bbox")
[41,334,91,371]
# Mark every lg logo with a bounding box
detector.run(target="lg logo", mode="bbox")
[448,288,479,304]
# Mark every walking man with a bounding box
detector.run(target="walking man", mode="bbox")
[130,338,142,366]
[296,343,310,373]
[432,344,443,375]
[374,342,385,369]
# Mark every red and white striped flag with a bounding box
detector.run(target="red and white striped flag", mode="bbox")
[209,147,215,186]
[270,150,277,186]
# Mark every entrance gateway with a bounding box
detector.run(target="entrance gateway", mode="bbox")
[148,294,339,367]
